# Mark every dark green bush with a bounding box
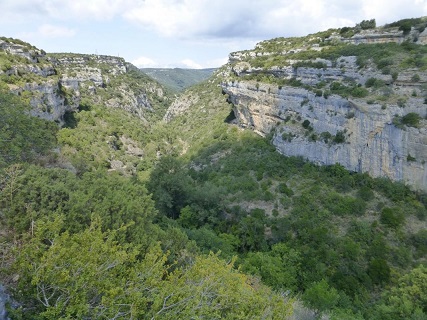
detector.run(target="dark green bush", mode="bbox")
[380,207,404,228]
[302,119,311,129]
[276,182,294,197]
[367,258,390,284]
[357,186,374,201]
[333,131,346,143]
[401,112,421,127]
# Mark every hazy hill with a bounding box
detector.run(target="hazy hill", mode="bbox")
[140,67,216,91]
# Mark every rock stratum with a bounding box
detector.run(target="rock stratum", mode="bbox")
[222,19,427,191]
[0,37,167,125]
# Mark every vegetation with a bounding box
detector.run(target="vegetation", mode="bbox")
[1,21,426,319]
[141,68,216,92]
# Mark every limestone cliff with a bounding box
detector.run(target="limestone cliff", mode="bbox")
[0,38,167,125]
[222,19,427,191]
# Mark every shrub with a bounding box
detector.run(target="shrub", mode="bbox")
[358,19,376,30]
[401,112,421,127]
[351,86,368,98]
[399,22,413,34]
[407,154,416,162]
[276,183,294,197]
[333,131,346,143]
[412,230,427,256]
[320,131,332,143]
[377,58,393,70]
[302,119,311,129]
[358,186,374,201]
[412,74,421,82]
[365,77,385,88]
[367,258,390,284]
[392,71,399,81]
[380,207,404,228]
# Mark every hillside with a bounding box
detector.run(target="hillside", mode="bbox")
[140,67,216,92]
[221,18,427,192]
[0,17,427,320]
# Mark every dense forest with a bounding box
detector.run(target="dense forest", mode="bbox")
[1,18,427,320]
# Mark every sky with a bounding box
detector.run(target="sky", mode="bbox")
[1,0,427,69]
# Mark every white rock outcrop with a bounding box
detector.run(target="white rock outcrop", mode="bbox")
[222,80,427,191]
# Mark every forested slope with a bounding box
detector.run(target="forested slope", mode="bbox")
[0,17,427,320]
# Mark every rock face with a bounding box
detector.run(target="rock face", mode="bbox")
[223,80,427,191]
[0,40,166,124]
[0,285,10,320]
[222,20,427,193]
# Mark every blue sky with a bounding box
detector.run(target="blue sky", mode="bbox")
[1,0,427,68]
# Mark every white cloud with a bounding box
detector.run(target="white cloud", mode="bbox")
[0,0,135,22]
[132,56,158,68]
[204,57,229,68]
[2,0,427,40]
[39,24,76,38]
[123,0,427,40]
[180,59,203,69]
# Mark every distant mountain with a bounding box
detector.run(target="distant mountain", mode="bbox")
[140,68,216,91]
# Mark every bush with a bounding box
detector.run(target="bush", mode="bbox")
[358,186,374,201]
[380,207,404,228]
[412,230,427,257]
[314,89,323,97]
[401,112,421,127]
[377,58,393,70]
[276,182,294,197]
[412,74,421,82]
[302,119,311,129]
[392,71,399,81]
[367,258,390,284]
[351,86,368,98]
[358,19,376,30]
[365,77,385,89]
[333,131,346,143]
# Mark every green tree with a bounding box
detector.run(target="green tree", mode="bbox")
[13,215,168,319]
[375,265,427,319]
[148,156,192,219]
[0,89,57,166]
[303,279,339,316]
[148,253,294,319]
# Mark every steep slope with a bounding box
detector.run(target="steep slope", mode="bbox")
[0,40,295,319]
[221,18,427,191]
[1,20,427,319]
[0,37,170,125]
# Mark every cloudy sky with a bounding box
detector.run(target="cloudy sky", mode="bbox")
[1,0,427,68]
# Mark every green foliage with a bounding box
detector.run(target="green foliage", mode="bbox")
[12,215,293,319]
[412,74,421,82]
[277,182,294,196]
[367,258,391,284]
[380,207,405,229]
[2,32,427,320]
[241,243,301,292]
[148,156,192,219]
[302,119,311,129]
[303,279,339,314]
[365,77,385,89]
[357,186,375,201]
[357,19,376,30]
[2,165,157,246]
[0,89,57,166]
[333,130,346,144]
[375,265,427,319]
[140,68,215,92]
[401,112,422,127]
